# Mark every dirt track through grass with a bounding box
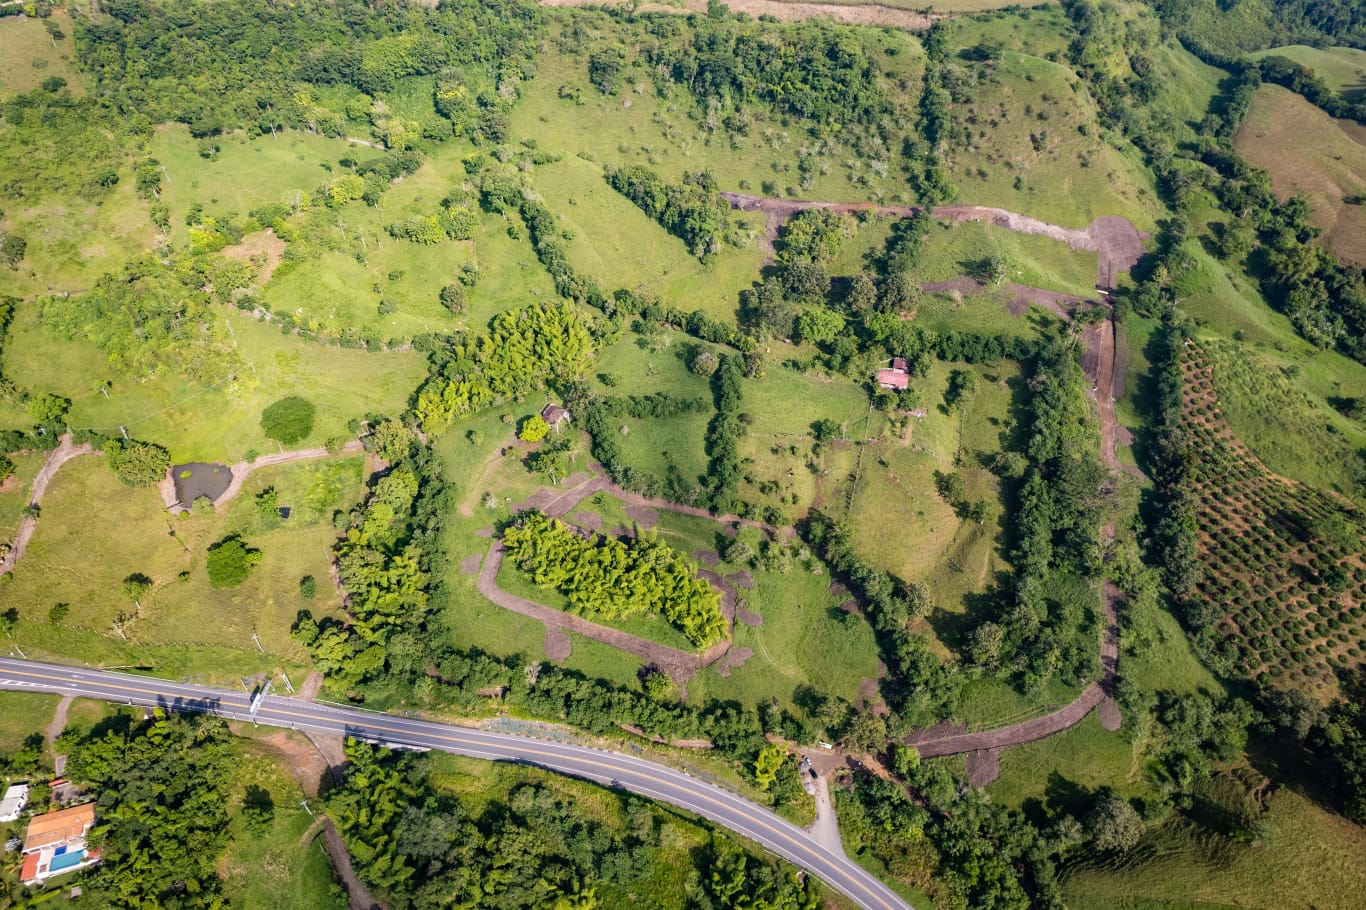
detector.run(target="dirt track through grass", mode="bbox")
[721,192,1147,291]
[0,434,96,576]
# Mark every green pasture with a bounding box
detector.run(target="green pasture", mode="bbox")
[0,691,57,753]
[529,155,766,323]
[1111,312,1159,446]
[846,359,1019,613]
[957,674,1084,730]
[0,450,47,540]
[735,357,875,519]
[1249,44,1366,98]
[1062,783,1366,910]
[1145,41,1228,134]
[0,12,83,99]
[591,331,716,397]
[4,619,288,685]
[915,218,1100,298]
[1120,594,1222,701]
[1,303,426,463]
[939,6,1074,61]
[2,454,363,668]
[690,562,883,714]
[149,125,362,246]
[987,713,1142,809]
[945,51,1161,230]
[915,287,1052,340]
[219,733,347,910]
[2,173,155,300]
[511,27,925,205]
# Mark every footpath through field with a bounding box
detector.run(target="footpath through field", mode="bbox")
[0,434,96,576]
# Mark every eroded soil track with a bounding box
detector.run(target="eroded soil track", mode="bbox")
[0,435,96,576]
[721,192,1147,293]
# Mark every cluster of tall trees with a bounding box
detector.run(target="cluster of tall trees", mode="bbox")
[775,210,854,266]
[330,740,813,910]
[65,712,234,907]
[414,301,596,434]
[839,749,1066,910]
[1256,54,1366,123]
[503,512,726,647]
[604,166,739,262]
[74,0,543,142]
[1064,0,1366,364]
[102,437,171,487]
[1149,0,1365,56]
[295,430,455,689]
[703,353,746,516]
[637,11,892,132]
[973,341,1105,689]
[802,512,954,726]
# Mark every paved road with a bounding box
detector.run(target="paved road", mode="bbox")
[0,657,912,910]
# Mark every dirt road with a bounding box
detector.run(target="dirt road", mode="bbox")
[718,191,1145,758]
[721,193,1148,293]
[320,816,385,910]
[0,434,96,576]
[905,581,1120,757]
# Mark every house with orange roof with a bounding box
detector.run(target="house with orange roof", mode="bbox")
[20,803,99,885]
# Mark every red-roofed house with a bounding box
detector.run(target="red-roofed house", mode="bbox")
[891,356,909,373]
[876,368,910,391]
[20,804,99,885]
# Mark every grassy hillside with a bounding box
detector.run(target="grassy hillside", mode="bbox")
[0,12,83,99]
[943,50,1161,229]
[1062,777,1366,910]
[1251,45,1366,99]
[1234,84,1366,265]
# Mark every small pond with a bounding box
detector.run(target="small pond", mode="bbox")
[171,462,232,507]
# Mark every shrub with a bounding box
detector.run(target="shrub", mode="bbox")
[518,414,549,443]
[105,438,171,487]
[206,536,261,589]
[299,575,317,600]
[260,396,316,445]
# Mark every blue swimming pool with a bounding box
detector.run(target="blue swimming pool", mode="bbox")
[48,849,84,872]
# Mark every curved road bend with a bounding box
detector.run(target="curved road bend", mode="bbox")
[0,658,913,910]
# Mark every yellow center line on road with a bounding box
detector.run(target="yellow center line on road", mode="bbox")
[0,665,903,910]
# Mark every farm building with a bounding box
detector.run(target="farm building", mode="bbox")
[876,368,910,391]
[20,803,99,885]
[541,403,572,431]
